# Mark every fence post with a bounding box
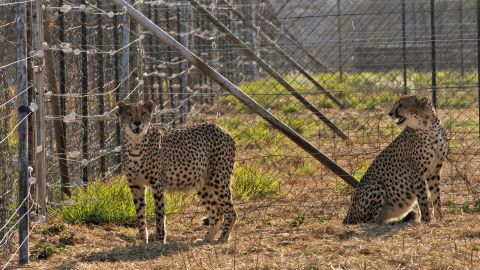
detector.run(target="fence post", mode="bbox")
[165,8,176,126]
[57,0,66,137]
[460,0,464,78]
[43,11,70,196]
[130,0,143,101]
[401,0,408,94]
[17,0,29,264]
[81,0,89,183]
[96,0,106,177]
[337,0,343,82]
[33,0,47,219]
[121,0,131,99]
[477,0,480,138]
[153,6,164,123]
[112,4,122,169]
[178,1,190,123]
[430,0,437,107]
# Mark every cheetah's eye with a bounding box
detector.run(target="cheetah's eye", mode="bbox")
[126,112,132,117]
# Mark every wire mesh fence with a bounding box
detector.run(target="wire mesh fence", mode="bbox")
[1,0,480,267]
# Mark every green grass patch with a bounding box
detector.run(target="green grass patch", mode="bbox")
[56,179,193,226]
[31,240,56,260]
[232,166,280,199]
[288,215,306,227]
[41,224,66,236]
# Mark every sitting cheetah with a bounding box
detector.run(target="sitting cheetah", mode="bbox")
[117,100,237,244]
[343,95,448,224]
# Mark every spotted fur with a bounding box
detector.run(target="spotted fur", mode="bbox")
[117,100,237,244]
[343,95,448,224]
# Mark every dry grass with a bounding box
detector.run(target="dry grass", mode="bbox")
[6,200,478,270]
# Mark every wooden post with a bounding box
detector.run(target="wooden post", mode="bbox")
[57,0,67,137]
[17,0,30,264]
[111,0,358,187]
[26,0,36,214]
[165,8,176,126]
[130,0,143,101]
[81,0,89,183]
[113,4,122,169]
[96,0,106,177]
[178,1,189,123]
[188,0,349,140]
[43,12,70,196]
[121,0,131,99]
[33,0,47,219]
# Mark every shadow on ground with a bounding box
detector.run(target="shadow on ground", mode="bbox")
[53,240,200,270]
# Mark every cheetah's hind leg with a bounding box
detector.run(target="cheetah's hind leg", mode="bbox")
[198,185,223,243]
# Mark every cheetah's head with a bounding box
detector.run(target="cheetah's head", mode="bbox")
[388,95,436,130]
[116,100,155,139]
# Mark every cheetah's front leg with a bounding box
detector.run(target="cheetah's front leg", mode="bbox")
[129,184,148,244]
[152,183,166,243]
[427,164,443,220]
[414,176,431,223]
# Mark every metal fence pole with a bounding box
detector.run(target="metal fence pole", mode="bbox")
[430,0,437,107]
[460,0,465,78]
[401,0,408,94]
[111,0,359,187]
[81,0,89,183]
[337,0,343,82]
[16,0,29,264]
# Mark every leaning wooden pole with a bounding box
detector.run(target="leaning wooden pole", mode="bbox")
[188,0,349,140]
[218,0,345,109]
[43,18,70,196]
[111,0,358,187]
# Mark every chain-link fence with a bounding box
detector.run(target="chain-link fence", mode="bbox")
[1,0,480,267]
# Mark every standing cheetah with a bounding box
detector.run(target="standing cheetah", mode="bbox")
[117,100,237,243]
[343,95,448,224]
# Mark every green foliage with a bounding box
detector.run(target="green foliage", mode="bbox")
[31,240,56,260]
[353,161,370,180]
[57,179,192,226]
[232,166,280,199]
[331,179,354,193]
[304,264,320,270]
[58,231,78,246]
[41,224,66,236]
[288,215,306,227]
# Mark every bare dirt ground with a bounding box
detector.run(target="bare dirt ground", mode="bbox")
[7,207,480,270]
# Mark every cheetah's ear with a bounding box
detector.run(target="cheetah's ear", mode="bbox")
[420,96,431,108]
[144,100,155,114]
[116,101,126,116]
